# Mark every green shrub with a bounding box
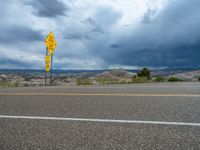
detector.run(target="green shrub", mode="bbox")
[132,77,149,83]
[137,68,151,79]
[96,77,107,85]
[120,80,127,84]
[168,77,182,82]
[154,76,165,82]
[109,78,120,84]
[0,82,12,87]
[0,82,6,87]
[76,78,93,85]
[12,80,20,87]
[0,80,21,87]
[96,77,122,85]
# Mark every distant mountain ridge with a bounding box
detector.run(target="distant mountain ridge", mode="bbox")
[0,67,199,77]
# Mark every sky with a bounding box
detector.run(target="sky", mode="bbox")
[0,0,200,70]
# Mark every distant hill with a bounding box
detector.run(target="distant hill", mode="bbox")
[0,68,200,80]
[170,70,200,81]
[96,69,135,78]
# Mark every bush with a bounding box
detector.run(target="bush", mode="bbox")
[0,82,6,87]
[154,76,165,82]
[76,78,93,85]
[137,68,151,79]
[12,80,20,87]
[0,80,12,87]
[96,77,122,85]
[0,80,21,87]
[132,77,149,83]
[198,76,200,82]
[96,77,107,85]
[168,77,182,82]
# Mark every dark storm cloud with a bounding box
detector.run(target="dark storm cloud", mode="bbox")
[0,55,35,68]
[104,44,200,67]
[89,0,200,68]
[83,18,104,33]
[93,6,122,27]
[1,0,200,69]
[109,44,123,49]
[142,8,157,24]
[28,0,68,18]
[64,17,107,41]
[64,33,91,41]
[0,26,44,44]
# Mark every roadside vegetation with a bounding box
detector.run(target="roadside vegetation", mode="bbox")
[153,76,165,82]
[132,76,149,83]
[77,67,175,85]
[137,68,151,79]
[168,77,183,82]
[96,77,132,85]
[0,80,20,87]
[76,78,93,85]
[2,68,196,87]
[132,68,151,83]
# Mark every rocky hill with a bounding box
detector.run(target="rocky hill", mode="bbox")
[96,69,135,78]
[170,70,200,81]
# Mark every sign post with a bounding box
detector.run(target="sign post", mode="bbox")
[50,54,53,85]
[44,31,56,86]
[45,48,48,86]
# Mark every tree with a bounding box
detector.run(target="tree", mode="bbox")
[137,68,151,79]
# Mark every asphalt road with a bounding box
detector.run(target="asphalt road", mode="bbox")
[0,82,200,149]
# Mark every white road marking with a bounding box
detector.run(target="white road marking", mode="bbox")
[0,93,200,97]
[0,115,200,127]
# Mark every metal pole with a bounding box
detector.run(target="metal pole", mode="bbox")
[45,47,48,86]
[50,53,53,85]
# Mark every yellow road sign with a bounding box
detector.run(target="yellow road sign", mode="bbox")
[45,63,50,72]
[45,55,50,64]
[45,31,56,55]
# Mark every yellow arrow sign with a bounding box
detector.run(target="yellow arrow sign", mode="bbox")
[45,55,51,72]
[45,55,50,64]
[45,63,51,72]
[45,31,56,55]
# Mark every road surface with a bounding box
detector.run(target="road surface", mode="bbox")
[0,82,200,149]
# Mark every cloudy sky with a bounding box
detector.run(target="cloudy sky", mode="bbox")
[0,0,200,70]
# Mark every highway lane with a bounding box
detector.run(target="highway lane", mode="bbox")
[1,119,200,149]
[0,95,200,123]
[0,83,200,149]
[0,82,200,94]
